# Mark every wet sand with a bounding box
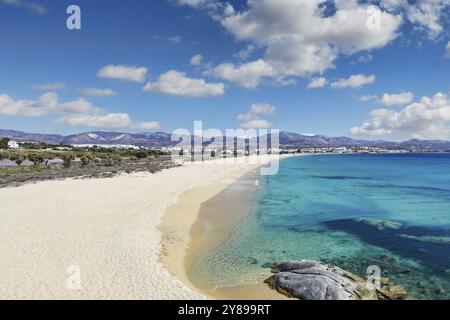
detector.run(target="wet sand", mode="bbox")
[160,157,294,300]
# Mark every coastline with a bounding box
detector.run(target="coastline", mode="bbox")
[160,155,297,300]
[0,154,286,299]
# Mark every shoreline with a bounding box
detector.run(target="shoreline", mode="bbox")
[160,155,296,300]
[0,154,287,299]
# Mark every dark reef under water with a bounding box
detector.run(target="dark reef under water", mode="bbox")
[189,154,450,300]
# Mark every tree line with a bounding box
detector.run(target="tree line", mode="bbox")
[0,148,168,170]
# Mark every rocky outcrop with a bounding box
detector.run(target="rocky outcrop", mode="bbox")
[265,260,407,300]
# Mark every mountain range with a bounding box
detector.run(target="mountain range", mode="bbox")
[1,129,450,151]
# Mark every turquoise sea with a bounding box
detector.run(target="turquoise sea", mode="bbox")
[190,154,450,300]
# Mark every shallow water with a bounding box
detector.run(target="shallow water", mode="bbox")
[189,154,450,300]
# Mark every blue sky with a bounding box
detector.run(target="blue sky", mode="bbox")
[0,0,449,141]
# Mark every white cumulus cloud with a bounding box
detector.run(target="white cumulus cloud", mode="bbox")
[176,0,450,88]
[212,59,276,89]
[57,113,133,129]
[359,94,378,102]
[351,92,450,140]
[0,92,100,117]
[238,103,275,129]
[380,92,414,106]
[382,0,450,39]
[331,74,376,89]
[97,65,148,83]
[190,54,203,66]
[307,77,327,89]
[235,44,256,61]
[240,119,272,129]
[0,91,158,130]
[0,92,54,117]
[80,88,117,97]
[250,103,276,116]
[238,103,276,121]
[143,70,225,97]
[59,97,103,114]
[174,0,209,8]
[211,0,401,87]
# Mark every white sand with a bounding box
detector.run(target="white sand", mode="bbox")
[0,155,281,300]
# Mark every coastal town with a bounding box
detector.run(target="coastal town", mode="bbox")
[0,135,440,157]
[0,134,444,169]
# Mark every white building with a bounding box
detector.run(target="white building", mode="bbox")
[7,140,20,149]
[72,144,142,150]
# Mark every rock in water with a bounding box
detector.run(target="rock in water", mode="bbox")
[264,260,406,300]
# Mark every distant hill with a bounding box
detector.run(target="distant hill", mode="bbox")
[0,129,64,145]
[63,131,174,147]
[1,129,450,151]
[279,132,450,151]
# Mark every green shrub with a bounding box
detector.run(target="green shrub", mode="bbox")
[80,154,94,167]
[80,156,89,167]
[135,150,148,159]
[61,153,76,168]
[0,138,10,150]
[27,153,45,167]
[9,153,25,169]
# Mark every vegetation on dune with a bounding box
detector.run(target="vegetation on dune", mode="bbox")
[27,153,45,168]
[0,138,10,150]
[61,153,76,168]
[0,141,176,189]
[0,143,170,173]
[80,154,95,167]
[8,153,26,170]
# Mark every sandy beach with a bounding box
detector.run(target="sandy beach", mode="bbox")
[160,167,289,300]
[0,155,282,300]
